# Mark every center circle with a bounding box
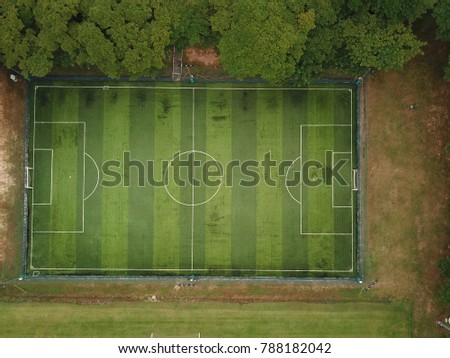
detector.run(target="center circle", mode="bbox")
[164,150,223,207]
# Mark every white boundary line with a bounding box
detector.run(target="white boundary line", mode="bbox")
[35,85,349,92]
[34,120,84,124]
[331,151,352,208]
[351,89,354,272]
[30,87,37,270]
[191,88,195,270]
[300,125,303,234]
[31,267,353,272]
[33,230,85,234]
[32,149,53,205]
[83,122,86,227]
[301,124,352,126]
[30,85,356,274]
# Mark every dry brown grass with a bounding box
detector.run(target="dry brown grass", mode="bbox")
[366,36,450,336]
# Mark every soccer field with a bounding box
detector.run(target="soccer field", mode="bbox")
[27,81,358,277]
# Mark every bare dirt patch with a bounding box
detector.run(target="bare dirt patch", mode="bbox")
[181,47,229,79]
[184,47,220,68]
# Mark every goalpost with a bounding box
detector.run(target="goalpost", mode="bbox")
[352,169,358,191]
[25,166,32,189]
[172,46,183,81]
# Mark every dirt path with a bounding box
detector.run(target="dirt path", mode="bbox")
[0,71,10,266]
[0,69,25,278]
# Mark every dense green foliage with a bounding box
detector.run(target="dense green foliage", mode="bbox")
[0,0,441,82]
[0,0,177,77]
[433,0,450,40]
[440,281,450,305]
[340,15,423,70]
[439,254,450,304]
[433,0,450,80]
[439,254,450,278]
[210,0,315,82]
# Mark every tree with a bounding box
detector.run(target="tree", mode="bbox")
[171,0,214,47]
[0,0,435,80]
[434,0,450,40]
[32,0,80,54]
[0,2,28,70]
[370,0,436,23]
[445,58,450,81]
[0,0,81,76]
[75,22,120,77]
[433,0,450,81]
[210,0,315,83]
[340,15,424,71]
[75,0,176,78]
[295,2,425,83]
[0,0,178,77]
[294,0,342,84]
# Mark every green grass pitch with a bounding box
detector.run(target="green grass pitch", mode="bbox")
[28,81,358,277]
[0,301,410,337]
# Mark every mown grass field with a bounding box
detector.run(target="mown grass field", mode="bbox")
[0,301,409,338]
[28,81,357,277]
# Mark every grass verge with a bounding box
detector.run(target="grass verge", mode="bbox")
[0,301,410,338]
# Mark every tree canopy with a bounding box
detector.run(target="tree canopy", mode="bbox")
[0,0,444,82]
[74,0,176,77]
[210,0,315,82]
[433,0,450,80]
[340,15,423,71]
[0,0,177,77]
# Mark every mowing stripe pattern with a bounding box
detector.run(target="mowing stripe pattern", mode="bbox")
[29,82,357,277]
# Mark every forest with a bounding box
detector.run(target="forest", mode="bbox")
[0,0,449,83]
